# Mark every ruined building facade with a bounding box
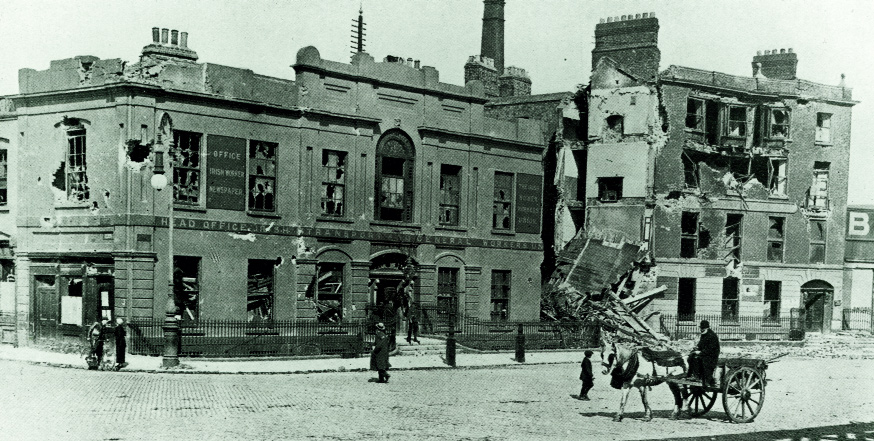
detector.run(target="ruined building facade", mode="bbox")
[558,13,857,333]
[0,23,547,345]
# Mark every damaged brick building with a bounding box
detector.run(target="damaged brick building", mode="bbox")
[556,13,858,334]
[0,5,555,346]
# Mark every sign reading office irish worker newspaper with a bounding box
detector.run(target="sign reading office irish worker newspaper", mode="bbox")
[846,207,874,261]
[206,135,247,211]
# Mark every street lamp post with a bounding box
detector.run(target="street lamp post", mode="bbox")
[150,141,180,368]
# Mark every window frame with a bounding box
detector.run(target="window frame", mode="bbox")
[768,158,787,196]
[597,177,623,202]
[809,162,830,210]
[247,260,275,323]
[809,220,826,264]
[490,270,511,321]
[65,128,90,203]
[374,132,415,222]
[766,107,791,140]
[492,172,514,231]
[173,256,201,324]
[439,164,462,226]
[172,131,203,206]
[725,213,743,262]
[248,140,277,213]
[725,105,748,138]
[677,277,696,322]
[815,113,832,144]
[721,277,740,322]
[685,98,705,132]
[315,262,345,323]
[767,217,785,263]
[680,211,699,259]
[763,280,781,322]
[320,149,347,217]
[0,148,7,206]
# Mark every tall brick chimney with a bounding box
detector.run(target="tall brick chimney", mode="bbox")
[481,0,505,76]
[752,48,798,80]
[591,13,660,82]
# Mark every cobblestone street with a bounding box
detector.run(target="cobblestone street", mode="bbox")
[1,357,873,441]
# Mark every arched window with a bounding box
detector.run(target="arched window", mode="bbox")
[375,131,414,222]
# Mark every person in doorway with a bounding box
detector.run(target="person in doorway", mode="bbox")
[406,306,420,344]
[370,322,391,383]
[114,317,128,371]
[579,350,595,400]
[686,320,720,386]
[87,318,109,370]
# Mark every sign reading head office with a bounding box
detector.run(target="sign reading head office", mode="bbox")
[206,135,247,211]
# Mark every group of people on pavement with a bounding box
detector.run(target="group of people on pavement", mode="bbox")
[86,317,127,371]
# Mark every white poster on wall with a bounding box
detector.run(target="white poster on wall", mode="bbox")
[60,296,82,326]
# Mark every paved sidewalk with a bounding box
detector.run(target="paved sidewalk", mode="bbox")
[0,338,587,374]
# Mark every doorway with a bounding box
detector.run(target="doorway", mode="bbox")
[801,280,833,333]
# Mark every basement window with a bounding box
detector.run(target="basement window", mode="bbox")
[726,106,748,138]
[597,177,623,202]
[767,217,785,263]
[815,113,831,144]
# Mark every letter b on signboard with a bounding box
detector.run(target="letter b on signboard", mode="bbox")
[848,212,870,236]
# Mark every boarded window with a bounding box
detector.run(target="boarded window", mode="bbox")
[321,150,346,217]
[316,263,343,323]
[764,280,781,321]
[173,256,200,322]
[248,140,277,212]
[439,165,461,226]
[490,270,510,321]
[66,129,89,202]
[247,260,274,323]
[810,220,826,264]
[173,131,202,204]
[677,278,696,321]
[493,172,513,230]
[721,277,739,322]
[816,113,831,144]
[597,177,623,202]
[767,217,784,262]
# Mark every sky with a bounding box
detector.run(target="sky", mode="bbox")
[2,0,872,203]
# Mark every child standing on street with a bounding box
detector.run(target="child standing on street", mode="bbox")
[579,350,594,400]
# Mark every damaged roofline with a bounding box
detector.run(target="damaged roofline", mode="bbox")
[658,77,859,106]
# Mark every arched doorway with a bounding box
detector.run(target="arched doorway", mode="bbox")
[801,280,833,333]
[369,253,416,350]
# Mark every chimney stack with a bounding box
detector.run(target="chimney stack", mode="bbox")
[180,32,188,48]
[591,12,660,81]
[161,28,169,44]
[170,30,179,46]
[481,0,505,76]
[752,48,798,80]
[152,27,160,43]
[143,27,199,62]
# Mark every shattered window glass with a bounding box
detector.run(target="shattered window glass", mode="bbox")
[247,260,274,323]
[721,277,739,322]
[321,150,346,217]
[490,270,510,321]
[809,221,826,264]
[809,162,830,209]
[173,131,202,204]
[493,172,513,230]
[685,99,704,131]
[249,140,277,212]
[173,256,200,323]
[375,133,414,222]
[724,214,743,262]
[767,217,784,262]
[769,109,790,138]
[727,106,747,137]
[816,113,831,144]
[378,157,406,220]
[316,263,343,323]
[66,129,89,202]
[439,165,461,226]
[680,212,699,258]
[768,159,787,196]
[0,149,6,206]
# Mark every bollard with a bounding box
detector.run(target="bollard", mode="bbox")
[515,323,526,363]
[446,329,457,367]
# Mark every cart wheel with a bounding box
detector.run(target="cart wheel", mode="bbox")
[686,386,717,417]
[722,367,765,423]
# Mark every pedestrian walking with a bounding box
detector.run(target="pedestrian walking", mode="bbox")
[370,322,391,383]
[579,350,594,400]
[406,306,420,344]
[114,317,128,371]
[86,318,109,370]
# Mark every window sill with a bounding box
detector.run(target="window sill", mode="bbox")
[54,203,90,210]
[247,211,281,219]
[767,194,790,201]
[370,220,421,230]
[491,229,515,236]
[317,216,355,224]
[0,207,9,213]
[815,141,833,147]
[436,225,467,232]
[173,205,206,213]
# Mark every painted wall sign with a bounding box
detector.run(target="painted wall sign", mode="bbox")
[514,173,542,234]
[154,217,543,251]
[206,135,247,211]
[847,209,874,240]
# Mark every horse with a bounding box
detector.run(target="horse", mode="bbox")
[599,331,689,422]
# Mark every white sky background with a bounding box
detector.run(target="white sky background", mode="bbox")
[1,0,872,203]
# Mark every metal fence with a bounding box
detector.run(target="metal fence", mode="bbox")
[842,307,874,333]
[128,319,377,358]
[659,313,794,341]
[452,319,600,351]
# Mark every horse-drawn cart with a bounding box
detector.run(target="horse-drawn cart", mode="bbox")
[665,357,768,423]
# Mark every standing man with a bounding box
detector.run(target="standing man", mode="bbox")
[579,350,595,400]
[114,317,128,371]
[406,305,420,344]
[687,320,720,386]
[370,322,391,383]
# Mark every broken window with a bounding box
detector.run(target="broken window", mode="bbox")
[375,132,414,222]
[316,263,344,323]
[767,217,785,263]
[493,172,513,230]
[724,214,743,262]
[0,149,7,206]
[597,177,623,202]
[686,98,705,131]
[677,278,696,321]
[680,212,700,258]
[249,140,277,212]
[173,256,200,323]
[247,260,274,323]
[816,113,831,144]
[704,101,720,144]
[763,280,781,322]
[321,150,346,217]
[172,131,202,205]
[721,277,739,322]
[60,278,83,326]
[725,106,748,138]
[809,220,826,264]
[439,164,461,226]
[768,158,787,196]
[490,270,510,321]
[65,129,89,202]
[605,115,624,140]
[682,151,700,189]
[808,162,830,210]
[767,108,790,139]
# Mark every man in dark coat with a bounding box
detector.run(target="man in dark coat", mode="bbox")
[114,317,128,371]
[579,350,594,400]
[687,320,720,386]
[370,322,391,383]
